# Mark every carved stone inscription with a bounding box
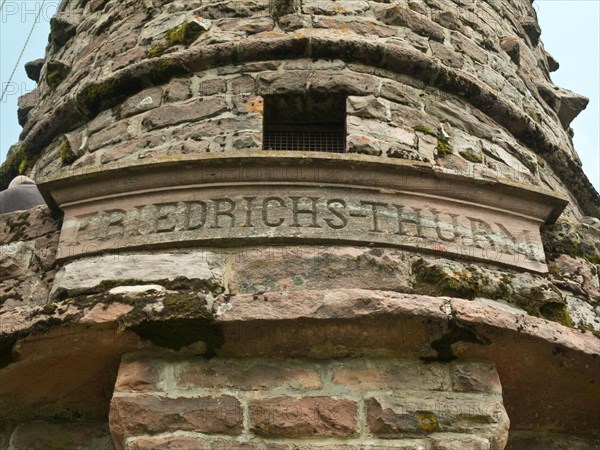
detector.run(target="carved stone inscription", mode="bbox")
[59,187,547,271]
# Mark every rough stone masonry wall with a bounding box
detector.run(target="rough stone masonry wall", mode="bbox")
[109,355,508,450]
[1,0,600,448]
[4,0,598,216]
[33,61,582,222]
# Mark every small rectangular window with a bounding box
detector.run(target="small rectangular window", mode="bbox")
[262,94,346,153]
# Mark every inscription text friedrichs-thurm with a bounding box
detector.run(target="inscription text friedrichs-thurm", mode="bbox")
[71,195,541,262]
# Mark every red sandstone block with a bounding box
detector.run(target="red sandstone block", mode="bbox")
[128,437,291,450]
[298,446,363,450]
[212,440,290,449]
[249,396,358,438]
[331,359,450,391]
[451,362,502,394]
[110,395,242,443]
[128,436,208,450]
[431,435,490,450]
[364,445,431,450]
[114,357,164,393]
[141,97,227,130]
[365,396,506,437]
[175,358,322,391]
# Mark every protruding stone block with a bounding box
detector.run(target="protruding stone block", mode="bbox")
[24,58,44,83]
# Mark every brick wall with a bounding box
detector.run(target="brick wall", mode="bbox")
[109,355,509,449]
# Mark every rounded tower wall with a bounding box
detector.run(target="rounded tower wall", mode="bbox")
[7,0,597,218]
[1,0,599,448]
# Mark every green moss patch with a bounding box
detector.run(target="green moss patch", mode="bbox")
[59,139,76,165]
[413,260,491,300]
[435,139,453,158]
[80,60,187,115]
[148,21,205,57]
[459,149,483,163]
[46,62,71,93]
[166,21,204,46]
[413,259,575,328]
[0,143,39,189]
[541,222,600,264]
[79,77,139,116]
[414,124,436,137]
[514,286,573,327]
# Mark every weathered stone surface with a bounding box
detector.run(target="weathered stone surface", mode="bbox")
[521,18,542,46]
[506,431,600,449]
[8,420,114,450]
[331,359,450,391]
[431,436,490,450]
[17,91,38,126]
[51,251,225,297]
[1,0,599,447]
[451,362,502,394]
[556,87,590,129]
[430,41,463,68]
[542,219,600,266]
[113,354,506,447]
[120,87,163,118]
[564,294,600,330]
[228,246,413,294]
[366,395,509,449]
[546,52,560,72]
[214,442,290,450]
[49,12,79,47]
[303,0,369,16]
[548,254,600,300]
[114,355,165,394]
[163,77,192,102]
[250,397,358,437]
[110,395,243,445]
[432,11,464,32]
[451,33,488,64]
[24,58,44,82]
[500,36,521,65]
[375,6,445,42]
[129,436,206,450]
[0,206,60,304]
[141,97,227,130]
[87,120,129,152]
[175,358,322,391]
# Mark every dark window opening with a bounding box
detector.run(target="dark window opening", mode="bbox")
[262,94,346,153]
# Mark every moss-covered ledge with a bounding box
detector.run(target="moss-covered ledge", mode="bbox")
[3,33,598,216]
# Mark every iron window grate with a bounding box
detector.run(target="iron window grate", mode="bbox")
[263,125,346,153]
[262,94,347,153]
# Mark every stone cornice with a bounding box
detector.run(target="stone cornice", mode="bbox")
[38,153,568,272]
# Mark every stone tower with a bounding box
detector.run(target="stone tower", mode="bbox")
[1,0,599,448]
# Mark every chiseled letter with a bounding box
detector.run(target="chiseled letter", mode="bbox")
[242,197,257,228]
[154,203,179,233]
[324,199,348,230]
[262,197,286,227]
[290,197,321,228]
[395,205,420,237]
[187,201,208,230]
[211,198,236,229]
[361,201,387,233]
